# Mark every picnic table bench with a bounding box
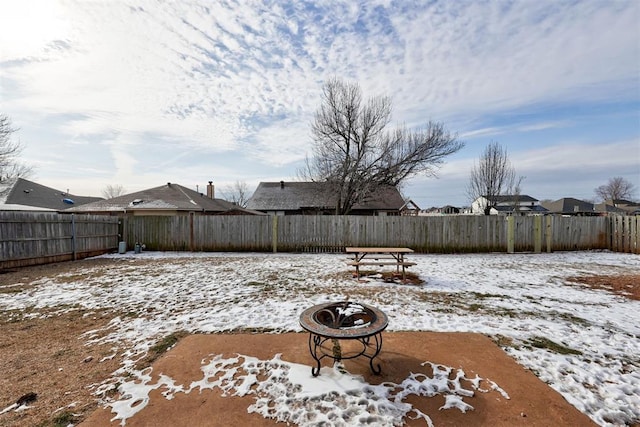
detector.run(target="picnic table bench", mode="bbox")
[345,247,416,280]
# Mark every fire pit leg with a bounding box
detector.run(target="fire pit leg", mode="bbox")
[309,333,323,376]
[367,333,383,375]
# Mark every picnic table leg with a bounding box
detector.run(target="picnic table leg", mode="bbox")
[353,253,362,278]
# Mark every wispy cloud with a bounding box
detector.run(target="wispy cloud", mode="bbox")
[460,120,572,139]
[1,0,638,201]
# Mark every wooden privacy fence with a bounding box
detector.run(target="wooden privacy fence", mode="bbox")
[610,215,639,254]
[1,214,636,270]
[0,212,119,269]
[122,214,636,254]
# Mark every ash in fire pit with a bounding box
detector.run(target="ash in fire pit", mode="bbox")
[313,302,375,329]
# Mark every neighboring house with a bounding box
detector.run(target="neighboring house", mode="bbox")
[399,199,421,216]
[64,182,263,216]
[541,197,637,216]
[600,199,640,215]
[594,201,632,215]
[471,195,548,215]
[246,181,406,215]
[541,198,598,216]
[0,178,102,211]
[417,205,461,216]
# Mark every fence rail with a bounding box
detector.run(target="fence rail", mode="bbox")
[0,212,119,269]
[1,213,637,270]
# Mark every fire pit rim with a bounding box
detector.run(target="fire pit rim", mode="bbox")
[299,301,388,339]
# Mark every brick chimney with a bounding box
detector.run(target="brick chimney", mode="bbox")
[206,181,214,199]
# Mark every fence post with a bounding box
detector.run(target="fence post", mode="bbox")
[534,215,542,253]
[189,212,194,252]
[272,215,278,253]
[121,216,128,249]
[507,216,515,253]
[71,214,77,261]
[545,216,553,252]
[633,216,639,254]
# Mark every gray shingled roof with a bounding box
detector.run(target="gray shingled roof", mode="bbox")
[487,194,538,203]
[542,198,595,214]
[593,203,627,214]
[246,182,405,211]
[64,182,260,214]
[0,178,102,211]
[493,205,548,213]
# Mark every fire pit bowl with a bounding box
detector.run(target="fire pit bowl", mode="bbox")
[299,301,388,376]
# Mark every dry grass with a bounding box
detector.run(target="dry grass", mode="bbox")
[566,274,640,301]
[0,309,121,427]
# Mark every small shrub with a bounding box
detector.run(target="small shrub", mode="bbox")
[135,331,188,369]
[38,410,75,427]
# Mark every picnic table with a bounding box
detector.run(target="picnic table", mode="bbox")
[345,247,415,280]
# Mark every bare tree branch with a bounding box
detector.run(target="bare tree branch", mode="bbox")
[595,177,636,201]
[0,114,32,187]
[467,142,518,215]
[301,78,464,214]
[101,184,127,199]
[219,180,251,207]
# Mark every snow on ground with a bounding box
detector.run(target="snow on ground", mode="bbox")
[108,354,506,427]
[1,250,639,426]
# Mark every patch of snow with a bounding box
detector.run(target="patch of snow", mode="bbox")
[110,353,501,426]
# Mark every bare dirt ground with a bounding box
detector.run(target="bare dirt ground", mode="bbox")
[0,259,637,427]
[567,274,640,301]
[0,309,121,427]
[81,332,594,427]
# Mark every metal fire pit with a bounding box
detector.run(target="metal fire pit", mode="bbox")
[299,301,388,376]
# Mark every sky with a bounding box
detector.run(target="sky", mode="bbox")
[1,0,639,208]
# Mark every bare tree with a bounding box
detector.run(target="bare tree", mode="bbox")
[301,77,464,215]
[101,184,126,199]
[595,177,636,201]
[508,175,526,215]
[0,114,32,188]
[467,142,519,215]
[219,180,251,207]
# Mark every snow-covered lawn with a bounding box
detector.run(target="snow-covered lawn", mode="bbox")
[1,250,638,426]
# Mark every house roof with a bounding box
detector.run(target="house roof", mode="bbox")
[542,198,595,214]
[605,199,638,206]
[246,181,405,212]
[593,202,627,214]
[65,182,262,214]
[0,204,57,212]
[0,178,102,211]
[484,194,538,203]
[492,204,548,213]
